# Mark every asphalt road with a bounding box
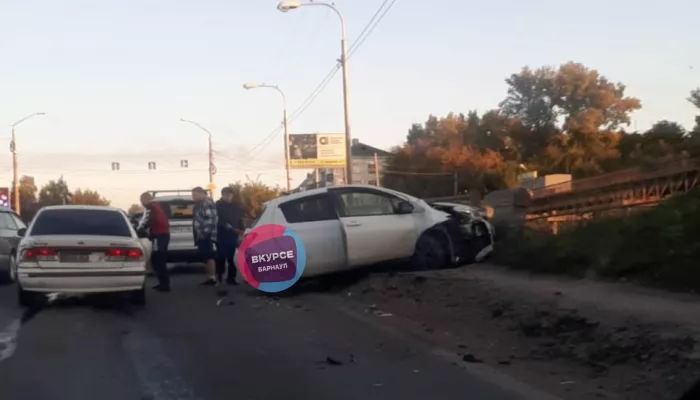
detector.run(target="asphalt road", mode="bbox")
[0,271,559,400]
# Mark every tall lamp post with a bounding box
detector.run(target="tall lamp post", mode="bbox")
[180,118,216,198]
[277,1,353,185]
[10,112,46,215]
[242,82,291,192]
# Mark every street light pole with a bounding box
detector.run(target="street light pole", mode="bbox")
[243,83,291,192]
[277,1,353,185]
[10,112,46,215]
[180,119,215,198]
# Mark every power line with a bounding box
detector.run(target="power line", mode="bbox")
[239,0,400,165]
[347,0,391,55]
[347,0,399,60]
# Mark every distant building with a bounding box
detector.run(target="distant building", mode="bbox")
[292,138,392,191]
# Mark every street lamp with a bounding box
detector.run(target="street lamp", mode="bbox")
[242,82,291,192]
[180,118,215,198]
[10,112,46,215]
[277,1,354,185]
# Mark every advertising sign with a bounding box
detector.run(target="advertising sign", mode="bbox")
[288,133,346,169]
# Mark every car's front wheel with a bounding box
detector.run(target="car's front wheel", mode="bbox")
[411,233,448,271]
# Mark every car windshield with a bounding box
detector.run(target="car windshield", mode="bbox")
[30,208,132,237]
[157,199,195,220]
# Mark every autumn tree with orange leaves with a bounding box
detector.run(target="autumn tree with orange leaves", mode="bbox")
[382,62,699,198]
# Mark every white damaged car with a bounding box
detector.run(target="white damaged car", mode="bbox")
[236,185,489,278]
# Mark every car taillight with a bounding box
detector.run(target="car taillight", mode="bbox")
[105,248,144,261]
[22,248,58,261]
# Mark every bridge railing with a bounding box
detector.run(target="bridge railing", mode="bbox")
[530,158,700,200]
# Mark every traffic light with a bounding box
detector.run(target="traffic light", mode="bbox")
[0,187,9,208]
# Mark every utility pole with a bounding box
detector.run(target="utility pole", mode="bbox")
[11,126,19,214]
[276,2,353,185]
[208,134,215,198]
[10,112,45,215]
[283,107,291,191]
[340,30,353,185]
[180,118,215,198]
[453,172,459,196]
[242,83,291,192]
[373,152,381,187]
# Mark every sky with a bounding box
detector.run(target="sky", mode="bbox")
[1,0,699,209]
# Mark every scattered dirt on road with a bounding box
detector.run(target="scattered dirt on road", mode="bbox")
[336,264,700,400]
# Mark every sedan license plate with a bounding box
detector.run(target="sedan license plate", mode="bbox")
[171,226,192,233]
[59,252,90,263]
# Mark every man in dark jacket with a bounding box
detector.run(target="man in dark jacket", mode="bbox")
[136,192,171,292]
[216,187,245,285]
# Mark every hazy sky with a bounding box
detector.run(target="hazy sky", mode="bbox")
[1,0,698,208]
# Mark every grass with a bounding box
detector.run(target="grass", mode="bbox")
[493,188,700,292]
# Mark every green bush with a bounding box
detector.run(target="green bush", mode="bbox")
[494,188,700,292]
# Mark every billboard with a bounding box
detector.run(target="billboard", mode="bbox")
[288,133,346,169]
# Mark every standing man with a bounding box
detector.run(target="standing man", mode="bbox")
[191,186,219,286]
[216,187,245,285]
[136,192,171,292]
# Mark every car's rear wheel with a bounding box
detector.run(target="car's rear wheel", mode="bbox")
[411,233,448,271]
[18,285,40,308]
[129,286,146,306]
[8,254,17,283]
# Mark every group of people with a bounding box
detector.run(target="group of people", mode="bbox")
[135,186,246,292]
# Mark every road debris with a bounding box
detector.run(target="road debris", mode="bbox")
[325,356,343,366]
[461,354,483,363]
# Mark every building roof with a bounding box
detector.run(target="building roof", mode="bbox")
[352,141,391,157]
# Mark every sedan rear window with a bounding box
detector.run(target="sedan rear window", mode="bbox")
[157,200,195,220]
[30,209,132,237]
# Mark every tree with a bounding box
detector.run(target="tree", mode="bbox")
[71,188,110,206]
[38,177,73,206]
[500,62,641,177]
[10,175,38,212]
[127,204,144,216]
[226,181,281,219]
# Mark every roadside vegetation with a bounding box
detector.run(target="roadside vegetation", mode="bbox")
[494,188,700,292]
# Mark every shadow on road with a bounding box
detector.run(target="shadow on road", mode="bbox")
[19,293,142,327]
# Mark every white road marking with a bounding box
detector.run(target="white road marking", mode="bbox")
[0,319,21,364]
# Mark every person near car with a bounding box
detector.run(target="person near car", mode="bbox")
[215,187,245,285]
[136,192,171,292]
[191,186,219,286]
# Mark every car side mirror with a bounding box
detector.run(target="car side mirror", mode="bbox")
[396,201,414,214]
[17,228,27,237]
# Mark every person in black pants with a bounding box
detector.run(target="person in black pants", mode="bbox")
[136,192,171,292]
[215,187,245,285]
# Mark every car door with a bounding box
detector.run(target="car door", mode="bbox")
[277,193,346,276]
[330,188,420,267]
[0,212,18,259]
